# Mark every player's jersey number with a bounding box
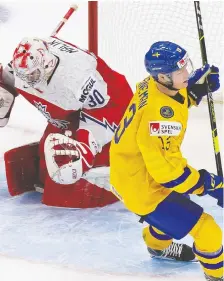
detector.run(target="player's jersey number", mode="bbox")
[114,103,136,144]
[88,90,105,108]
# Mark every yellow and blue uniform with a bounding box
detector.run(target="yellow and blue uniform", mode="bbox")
[110,76,223,278]
[110,76,203,215]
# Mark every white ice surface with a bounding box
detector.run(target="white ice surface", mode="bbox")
[0,104,223,281]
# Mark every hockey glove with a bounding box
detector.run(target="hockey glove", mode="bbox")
[198,169,223,207]
[187,64,220,105]
[44,129,101,185]
[0,82,17,127]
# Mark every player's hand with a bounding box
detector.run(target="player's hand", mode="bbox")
[206,65,220,93]
[200,169,223,192]
[188,64,219,88]
[44,129,100,185]
[187,64,220,105]
[208,189,223,208]
[198,169,223,208]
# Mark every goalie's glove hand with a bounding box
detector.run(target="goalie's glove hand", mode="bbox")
[198,169,223,207]
[44,129,101,185]
[187,64,220,105]
[0,81,16,127]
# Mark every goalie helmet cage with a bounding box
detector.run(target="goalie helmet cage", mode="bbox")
[88,1,224,104]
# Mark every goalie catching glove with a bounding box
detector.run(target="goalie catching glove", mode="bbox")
[187,64,220,105]
[44,128,101,184]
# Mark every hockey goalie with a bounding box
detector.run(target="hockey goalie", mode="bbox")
[0,36,133,208]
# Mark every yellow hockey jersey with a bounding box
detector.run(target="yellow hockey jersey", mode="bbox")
[110,77,204,215]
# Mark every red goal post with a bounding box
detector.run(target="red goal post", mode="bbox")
[88,1,98,56]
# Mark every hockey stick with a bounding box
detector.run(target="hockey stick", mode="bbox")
[194,1,223,178]
[51,4,78,37]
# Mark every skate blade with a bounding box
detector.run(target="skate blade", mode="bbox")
[150,255,198,263]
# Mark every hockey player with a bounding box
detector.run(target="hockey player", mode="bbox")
[110,41,223,280]
[0,36,133,208]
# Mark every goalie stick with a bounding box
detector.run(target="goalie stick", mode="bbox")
[194,1,223,178]
[51,4,78,37]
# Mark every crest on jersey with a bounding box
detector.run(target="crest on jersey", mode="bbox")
[34,101,70,129]
[160,106,174,118]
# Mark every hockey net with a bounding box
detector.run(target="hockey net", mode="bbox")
[88,1,224,104]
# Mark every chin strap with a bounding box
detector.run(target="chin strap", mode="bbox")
[156,80,180,91]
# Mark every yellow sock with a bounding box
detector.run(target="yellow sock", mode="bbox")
[190,212,223,278]
[142,225,173,251]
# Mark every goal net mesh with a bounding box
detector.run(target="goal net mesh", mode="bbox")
[97,1,224,103]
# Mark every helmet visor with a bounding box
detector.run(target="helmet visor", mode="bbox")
[185,58,194,76]
[176,53,194,75]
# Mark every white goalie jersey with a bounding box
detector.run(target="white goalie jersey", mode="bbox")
[13,36,110,111]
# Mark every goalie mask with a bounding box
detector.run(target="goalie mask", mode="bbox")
[12,37,57,88]
[144,41,194,90]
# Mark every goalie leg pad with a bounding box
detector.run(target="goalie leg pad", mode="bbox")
[4,142,40,196]
[42,175,118,208]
